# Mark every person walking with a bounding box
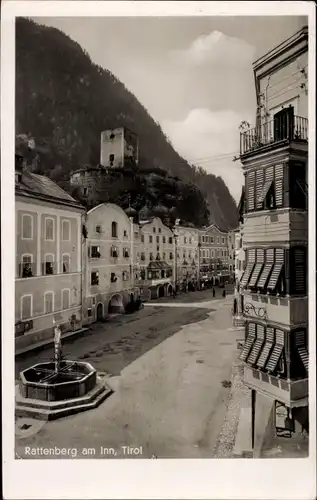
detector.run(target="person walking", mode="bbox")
[222,289,226,298]
[212,287,215,298]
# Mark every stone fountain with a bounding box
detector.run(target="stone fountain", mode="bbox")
[15,321,113,420]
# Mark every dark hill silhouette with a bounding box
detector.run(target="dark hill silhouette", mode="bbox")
[16,17,238,230]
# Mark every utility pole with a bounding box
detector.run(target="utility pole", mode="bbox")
[197,241,201,290]
[173,233,178,292]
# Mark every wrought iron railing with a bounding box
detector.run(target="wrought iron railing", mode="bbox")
[240,115,308,155]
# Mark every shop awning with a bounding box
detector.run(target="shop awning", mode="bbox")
[148,260,172,271]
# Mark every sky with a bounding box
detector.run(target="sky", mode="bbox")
[33,15,307,202]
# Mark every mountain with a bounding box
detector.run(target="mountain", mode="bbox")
[15,17,239,230]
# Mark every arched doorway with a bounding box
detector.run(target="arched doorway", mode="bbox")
[108,294,124,314]
[158,285,165,298]
[167,284,173,296]
[96,302,103,321]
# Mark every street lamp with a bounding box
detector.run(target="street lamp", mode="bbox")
[173,233,178,292]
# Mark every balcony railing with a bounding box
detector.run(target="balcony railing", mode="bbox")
[240,115,308,155]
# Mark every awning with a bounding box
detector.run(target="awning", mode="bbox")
[257,263,273,289]
[257,180,273,204]
[267,263,283,291]
[148,260,172,271]
[248,263,264,288]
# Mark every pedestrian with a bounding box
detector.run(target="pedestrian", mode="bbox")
[212,288,215,298]
[222,289,226,298]
[233,297,237,315]
[172,288,176,298]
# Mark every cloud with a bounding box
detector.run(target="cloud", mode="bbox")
[161,108,253,202]
[171,30,256,68]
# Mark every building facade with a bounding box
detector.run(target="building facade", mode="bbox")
[136,217,174,300]
[173,223,199,290]
[82,203,139,324]
[228,230,236,272]
[238,26,308,455]
[15,154,85,351]
[198,224,229,276]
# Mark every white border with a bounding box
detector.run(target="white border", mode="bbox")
[61,252,71,272]
[2,2,316,500]
[62,219,71,241]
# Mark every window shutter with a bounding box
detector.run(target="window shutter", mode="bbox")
[266,328,284,373]
[239,322,256,361]
[247,324,265,365]
[267,248,284,291]
[257,248,274,289]
[257,326,274,369]
[256,169,264,209]
[247,171,255,211]
[265,166,274,183]
[293,247,306,294]
[275,164,284,207]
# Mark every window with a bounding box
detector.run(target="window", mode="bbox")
[91,271,99,286]
[158,228,161,233]
[156,236,159,243]
[289,161,307,209]
[20,255,33,278]
[111,246,118,258]
[169,237,173,244]
[62,289,70,310]
[45,217,54,241]
[109,154,115,165]
[184,237,187,244]
[189,237,192,244]
[111,221,118,238]
[141,252,145,261]
[162,236,166,244]
[62,254,70,273]
[123,248,129,258]
[123,229,128,237]
[247,165,285,213]
[21,294,32,320]
[96,225,101,233]
[163,252,166,260]
[210,237,214,243]
[91,246,100,258]
[149,252,153,261]
[44,254,54,275]
[44,292,54,314]
[222,238,225,244]
[22,214,33,239]
[153,227,156,233]
[62,220,70,241]
[156,245,159,252]
[141,234,144,243]
[111,272,117,283]
[149,235,153,243]
[122,271,129,281]
[87,308,92,317]
[169,252,173,260]
[83,187,88,196]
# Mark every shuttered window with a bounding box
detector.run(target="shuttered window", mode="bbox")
[275,164,284,207]
[295,330,308,372]
[292,247,307,295]
[257,326,274,369]
[247,171,255,211]
[240,249,256,287]
[255,169,264,209]
[257,248,274,289]
[247,324,265,365]
[266,329,284,373]
[239,323,256,362]
[267,248,284,292]
[249,248,265,288]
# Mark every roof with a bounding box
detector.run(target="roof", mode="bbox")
[16,170,84,209]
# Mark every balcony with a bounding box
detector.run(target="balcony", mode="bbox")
[244,365,308,408]
[240,115,308,156]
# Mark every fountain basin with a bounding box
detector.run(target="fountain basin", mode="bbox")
[20,361,97,401]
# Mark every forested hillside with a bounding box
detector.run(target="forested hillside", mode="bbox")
[16,17,238,230]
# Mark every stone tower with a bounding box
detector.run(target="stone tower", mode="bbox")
[100,127,139,169]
